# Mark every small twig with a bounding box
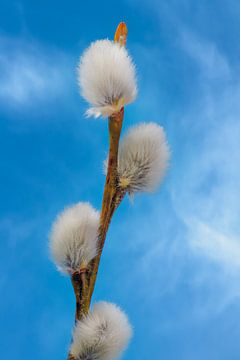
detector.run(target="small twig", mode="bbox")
[67,269,89,360]
[80,269,88,316]
[71,269,89,322]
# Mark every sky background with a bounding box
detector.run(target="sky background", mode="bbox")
[1,0,240,359]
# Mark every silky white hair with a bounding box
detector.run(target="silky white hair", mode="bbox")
[49,202,100,274]
[78,39,137,118]
[70,301,132,360]
[117,123,170,194]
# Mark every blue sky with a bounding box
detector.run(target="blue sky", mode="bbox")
[1,0,240,359]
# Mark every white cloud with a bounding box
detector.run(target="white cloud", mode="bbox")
[172,32,240,270]
[180,30,232,80]
[124,27,240,313]
[187,220,240,273]
[0,35,74,109]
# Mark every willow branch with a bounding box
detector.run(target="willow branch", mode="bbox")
[67,110,125,360]
[86,109,125,306]
[67,22,128,360]
[85,22,128,306]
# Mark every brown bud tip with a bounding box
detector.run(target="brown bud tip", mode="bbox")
[114,21,128,46]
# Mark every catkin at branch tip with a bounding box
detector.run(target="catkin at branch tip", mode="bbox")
[78,39,137,118]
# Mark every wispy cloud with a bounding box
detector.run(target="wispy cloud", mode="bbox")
[0,35,74,110]
[174,31,240,265]
[187,220,240,273]
[180,30,232,80]
[122,23,240,314]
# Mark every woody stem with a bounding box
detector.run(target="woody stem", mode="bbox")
[86,109,124,307]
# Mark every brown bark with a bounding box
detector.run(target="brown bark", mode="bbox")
[71,269,89,321]
[86,109,124,305]
[67,111,125,360]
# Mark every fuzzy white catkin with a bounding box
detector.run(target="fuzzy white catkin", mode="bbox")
[70,302,132,360]
[49,202,99,274]
[78,39,137,118]
[118,123,170,194]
